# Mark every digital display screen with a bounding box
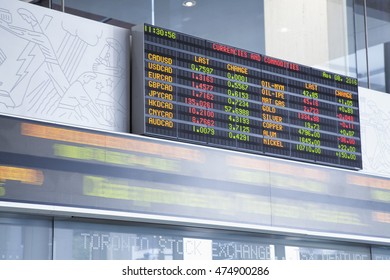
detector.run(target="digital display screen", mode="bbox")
[0,114,389,239]
[132,24,362,170]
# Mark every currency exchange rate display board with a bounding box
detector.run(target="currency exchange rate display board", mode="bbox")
[132,24,362,170]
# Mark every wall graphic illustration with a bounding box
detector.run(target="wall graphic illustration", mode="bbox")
[0,0,130,132]
[359,87,390,178]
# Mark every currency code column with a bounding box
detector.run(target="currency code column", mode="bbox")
[144,25,177,138]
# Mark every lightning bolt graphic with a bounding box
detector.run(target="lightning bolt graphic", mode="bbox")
[12,42,36,91]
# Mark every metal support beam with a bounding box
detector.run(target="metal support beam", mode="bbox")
[363,0,370,87]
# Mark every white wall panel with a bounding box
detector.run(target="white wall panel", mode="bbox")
[360,87,390,178]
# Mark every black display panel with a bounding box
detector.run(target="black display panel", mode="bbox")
[132,24,362,170]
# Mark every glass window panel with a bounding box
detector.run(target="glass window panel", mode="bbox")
[365,0,390,93]
[283,241,371,260]
[154,0,265,54]
[52,0,266,55]
[53,218,372,260]
[63,0,152,24]
[0,214,52,260]
[263,0,357,77]
[53,219,275,260]
[372,246,390,260]
[354,0,369,88]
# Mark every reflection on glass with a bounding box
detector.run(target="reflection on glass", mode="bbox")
[372,247,390,260]
[365,0,390,93]
[354,0,369,88]
[64,0,152,24]
[53,219,375,260]
[54,220,275,260]
[264,0,357,77]
[0,214,52,260]
[285,245,370,260]
[0,214,384,260]
[154,0,265,54]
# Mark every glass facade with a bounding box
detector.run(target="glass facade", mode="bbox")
[365,1,390,93]
[40,0,390,93]
[0,213,376,260]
